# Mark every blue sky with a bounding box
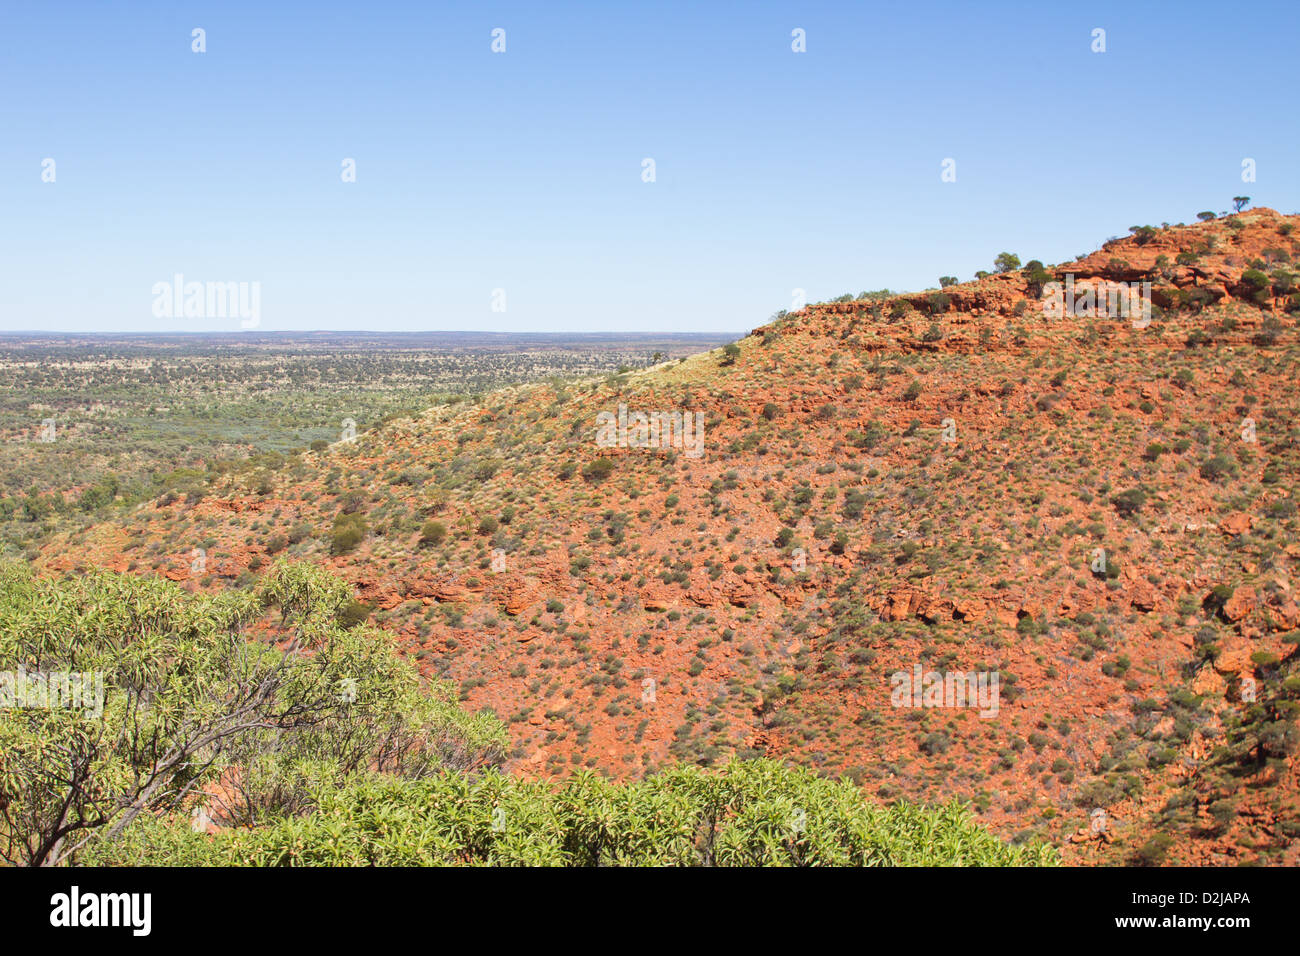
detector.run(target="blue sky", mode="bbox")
[2,0,1296,334]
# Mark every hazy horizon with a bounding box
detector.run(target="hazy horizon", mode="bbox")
[0,328,744,338]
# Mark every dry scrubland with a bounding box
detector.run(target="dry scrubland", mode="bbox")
[0,332,726,557]
[8,210,1300,865]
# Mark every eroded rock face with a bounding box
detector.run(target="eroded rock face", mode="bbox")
[881,589,916,622]
[1263,597,1299,632]
[1222,586,1257,623]
[503,587,537,616]
[1221,512,1253,536]
[1129,579,1159,613]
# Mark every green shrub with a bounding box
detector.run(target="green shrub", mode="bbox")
[1199,454,1236,481]
[1133,833,1173,866]
[330,516,366,555]
[924,292,951,314]
[1022,260,1052,296]
[1110,488,1147,517]
[0,561,507,866]
[84,759,1056,867]
[582,458,615,483]
[920,732,952,756]
[419,520,447,546]
[339,599,372,628]
[1239,268,1272,304]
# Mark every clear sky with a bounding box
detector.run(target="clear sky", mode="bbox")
[2,0,1296,334]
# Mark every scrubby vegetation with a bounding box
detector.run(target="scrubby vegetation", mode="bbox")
[1,564,1046,867]
[0,561,506,866]
[0,332,728,558]
[85,760,1054,867]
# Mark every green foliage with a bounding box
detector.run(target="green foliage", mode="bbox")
[994,252,1021,274]
[85,760,1057,867]
[1199,454,1236,481]
[1022,259,1052,296]
[1239,268,1272,305]
[841,488,869,520]
[847,420,887,451]
[338,599,372,629]
[923,292,951,315]
[0,562,506,866]
[1133,833,1172,866]
[582,458,615,483]
[419,520,447,546]
[330,513,367,555]
[1110,487,1147,517]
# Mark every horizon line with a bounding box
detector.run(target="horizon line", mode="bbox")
[0,328,746,338]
